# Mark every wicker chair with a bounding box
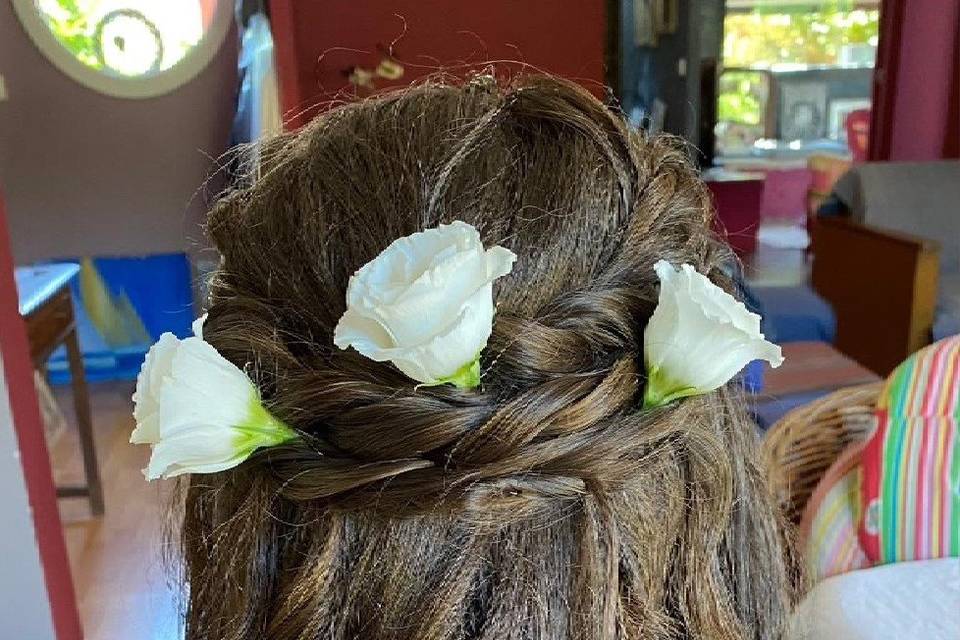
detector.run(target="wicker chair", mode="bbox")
[761,382,884,525]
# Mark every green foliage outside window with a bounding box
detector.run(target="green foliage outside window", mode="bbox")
[719,4,879,127]
[42,0,103,70]
[718,72,765,126]
[724,5,879,69]
[37,0,202,76]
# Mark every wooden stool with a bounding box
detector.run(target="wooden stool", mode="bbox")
[17,264,104,516]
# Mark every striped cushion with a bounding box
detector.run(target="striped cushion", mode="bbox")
[800,442,872,581]
[859,337,960,564]
[877,337,960,418]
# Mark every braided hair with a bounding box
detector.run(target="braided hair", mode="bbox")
[178,74,800,640]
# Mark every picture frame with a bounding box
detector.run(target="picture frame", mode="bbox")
[828,98,872,142]
[633,0,658,47]
[653,0,678,35]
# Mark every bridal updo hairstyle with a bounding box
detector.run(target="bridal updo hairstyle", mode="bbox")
[182,74,798,639]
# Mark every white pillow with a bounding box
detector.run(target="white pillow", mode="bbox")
[787,559,960,640]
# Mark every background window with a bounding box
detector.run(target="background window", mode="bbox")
[716,0,880,160]
[13,0,232,98]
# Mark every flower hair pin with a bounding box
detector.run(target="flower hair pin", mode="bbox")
[130,316,297,480]
[130,224,781,480]
[333,220,517,388]
[642,260,783,408]
[130,221,515,480]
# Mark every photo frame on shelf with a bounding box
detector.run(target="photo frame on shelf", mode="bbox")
[828,98,872,142]
[633,0,657,47]
[653,0,678,35]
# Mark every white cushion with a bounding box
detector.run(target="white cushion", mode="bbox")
[787,559,960,640]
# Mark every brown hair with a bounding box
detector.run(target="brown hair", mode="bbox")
[180,74,798,639]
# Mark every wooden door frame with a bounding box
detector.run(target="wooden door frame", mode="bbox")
[0,192,82,640]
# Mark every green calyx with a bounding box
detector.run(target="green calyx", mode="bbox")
[420,355,482,390]
[642,366,698,409]
[232,397,299,454]
[443,357,482,389]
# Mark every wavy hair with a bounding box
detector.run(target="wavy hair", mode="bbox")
[179,74,799,640]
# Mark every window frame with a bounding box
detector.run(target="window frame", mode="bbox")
[11,0,234,99]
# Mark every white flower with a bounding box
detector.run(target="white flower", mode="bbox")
[333,221,516,387]
[643,260,783,407]
[131,317,296,480]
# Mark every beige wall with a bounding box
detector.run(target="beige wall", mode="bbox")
[0,3,238,264]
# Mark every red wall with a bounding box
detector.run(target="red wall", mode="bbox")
[270,0,608,128]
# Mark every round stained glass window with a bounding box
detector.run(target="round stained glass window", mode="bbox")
[13,0,233,98]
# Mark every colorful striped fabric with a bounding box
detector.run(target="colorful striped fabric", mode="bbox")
[877,336,960,419]
[800,441,872,581]
[859,336,960,564]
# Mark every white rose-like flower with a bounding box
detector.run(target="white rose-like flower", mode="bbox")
[131,317,296,480]
[643,260,784,407]
[333,221,517,388]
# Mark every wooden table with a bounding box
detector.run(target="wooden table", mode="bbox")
[16,263,104,515]
[752,341,882,430]
[764,341,881,396]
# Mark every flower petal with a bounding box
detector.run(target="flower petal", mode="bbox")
[388,284,495,383]
[192,313,208,339]
[333,307,397,353]
[334,221,513,387]
[644,261,783,407]
[374,248,487,345]
[144,426,251,480]
[347,221,482,308]
[157,337,258,438]
[131,332,179,445]
[679,264,761,334]
[485,245,518,279]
